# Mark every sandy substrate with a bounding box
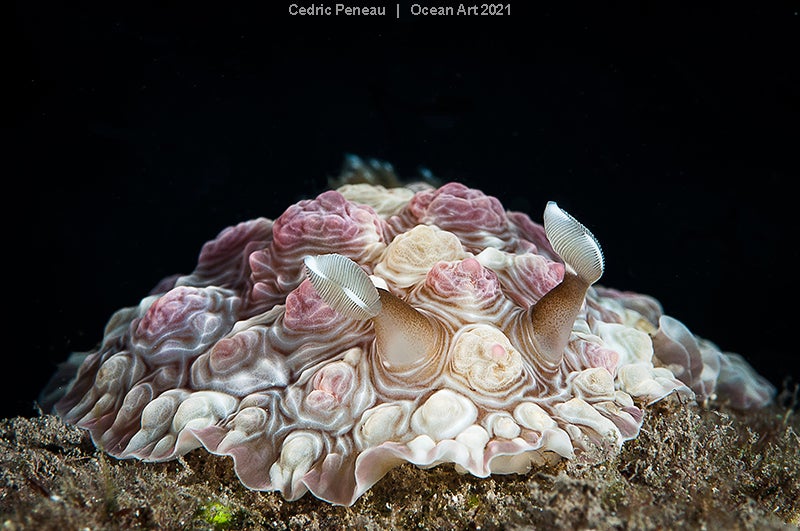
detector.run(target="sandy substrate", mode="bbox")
[1,395,797,530]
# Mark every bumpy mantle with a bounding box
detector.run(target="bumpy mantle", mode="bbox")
[45,166,774,506]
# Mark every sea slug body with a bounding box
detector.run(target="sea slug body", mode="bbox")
[44,158,775,506]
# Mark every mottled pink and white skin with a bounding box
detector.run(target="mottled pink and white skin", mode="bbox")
[50,178,775,506]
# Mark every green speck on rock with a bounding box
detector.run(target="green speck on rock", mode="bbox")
[467,494,481,509]
[197,501,238,530]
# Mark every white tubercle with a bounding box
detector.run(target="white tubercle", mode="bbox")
[513,402,557,432]
[269,431,324,500]
[411,389,478,441]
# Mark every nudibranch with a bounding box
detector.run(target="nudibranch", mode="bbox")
[44,160,775,506]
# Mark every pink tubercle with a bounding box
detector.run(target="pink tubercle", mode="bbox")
[426,258,501,301]
[304,390,339,411]
[500,255,564,308]
[181,218,274,293]
[490,343,507,361]
[283,280,340,331]
[406,183,512,246]
[305,363,355,410]
[134,286,211,344]
[312,363,353,399]
[582,342,620,375]
[272,190,387,250]
[197,218,273,273]
[208,336,255,373]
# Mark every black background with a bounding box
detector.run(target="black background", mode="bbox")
[9,2,798,419]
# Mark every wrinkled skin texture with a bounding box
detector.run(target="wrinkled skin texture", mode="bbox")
[51,181,775,506]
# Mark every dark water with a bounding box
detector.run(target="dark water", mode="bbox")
[9,2,797,418]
